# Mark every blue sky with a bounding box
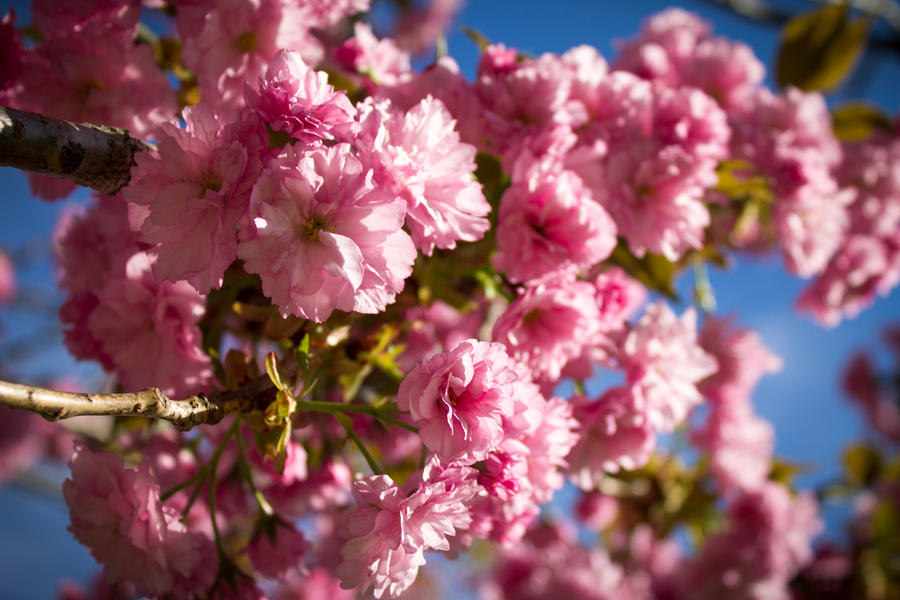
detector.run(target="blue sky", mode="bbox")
[1,1,899,597]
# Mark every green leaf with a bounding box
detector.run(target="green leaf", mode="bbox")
[472,266,514,302]
[833,102,893,141]
[295,333,311,376]
[208,347,226,388]
[769,457,812,486]
[474,152,510,219]
[265,352,284,391]
[232,301,273,322]
[843,442,881,487]
[461,26,491,51]
[264,312,304,340]
[223,349,252,390]
[608,242,680,302]
[775,3,870,91]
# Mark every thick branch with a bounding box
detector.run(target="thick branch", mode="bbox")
[0,377,276,431]
[0,105,154,195]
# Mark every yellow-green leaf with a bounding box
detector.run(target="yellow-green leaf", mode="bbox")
[232,301,273,322]
[265,352,284,391]
[833,102,893,141]
[264,312,304,340]
[775,3,870,91]
[608,242,680,302]
[295,333,311,376]
[843,442,881,487]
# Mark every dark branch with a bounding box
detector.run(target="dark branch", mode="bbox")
[0,105,154,195]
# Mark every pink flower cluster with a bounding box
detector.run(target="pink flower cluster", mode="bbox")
[63,441,215,598]
[798,123,900,326]
[337,458,478,597]
[692,316,783,493]
[117,48,488,323]
[329,339,580,596]
[14,4,899,599]
[676,482,821,599]
[5,0,173,200]
[55,196,211,397]
[566,300,717,489]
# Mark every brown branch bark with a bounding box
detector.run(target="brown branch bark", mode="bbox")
[0,105,154,195]
[0,377,277,431]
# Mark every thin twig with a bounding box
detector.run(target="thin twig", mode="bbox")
[0,376,276,431]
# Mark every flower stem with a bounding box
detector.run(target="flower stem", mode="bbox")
[334,413,383,475]
[234,425,275,517]
[208,419,239,560]
[296,399,418,433]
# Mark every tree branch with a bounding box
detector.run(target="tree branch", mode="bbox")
[0,377,276,431]
[0,105,153,195]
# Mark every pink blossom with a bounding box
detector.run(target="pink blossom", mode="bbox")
[238,144,415,322]
[246,49,359,146]
[732,88,842,179]
[492,275,601,383]
[63,442,215,598]
[592,83,728,261]
[501,124,580,181]
[470,386,579,547]
[492,166,616,282]
[392,0,462,55]
[396,339,517,462]
[123,105,258,293]
[475,46,580,153]
[0,10,22,93]
[606,145,711,260]
[398,300,485,372]
[698,315,782,406]
[482,522,643,600]
[54,195,146,297]
[13,20,174,138]
[246,520,309,578]
[619,301,718,431]
[31,0,140,36]
[842,351,900,442]
[563,267,648,379]
[774,178,854,278]
[798,234,900,327]
[336,23,413,89]
[677,482,821,598]
[175,0,324,108]
[559,45,609,121]
[55,195,153,373]
[0,249,14,304]
[692,402,775,492]
[614,8,710,84]
[297,0,369,28]
[85,253,212,397]
[568,388,656,489]
[382,56,485,147]
[0,406,54,483]
[58,574,133,600]
[575,492,619,530]
[683,38,765,111]
[26,174,78,202]
[265,459,353,518]
[275,568,355,600]
[337,459,479,598]
[208,578,267,600]
[799,128,900,324]
[652,86,731,165]
[356,96,490,254]
[517,395,580,503]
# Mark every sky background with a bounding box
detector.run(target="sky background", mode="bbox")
[1,0,899,597]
